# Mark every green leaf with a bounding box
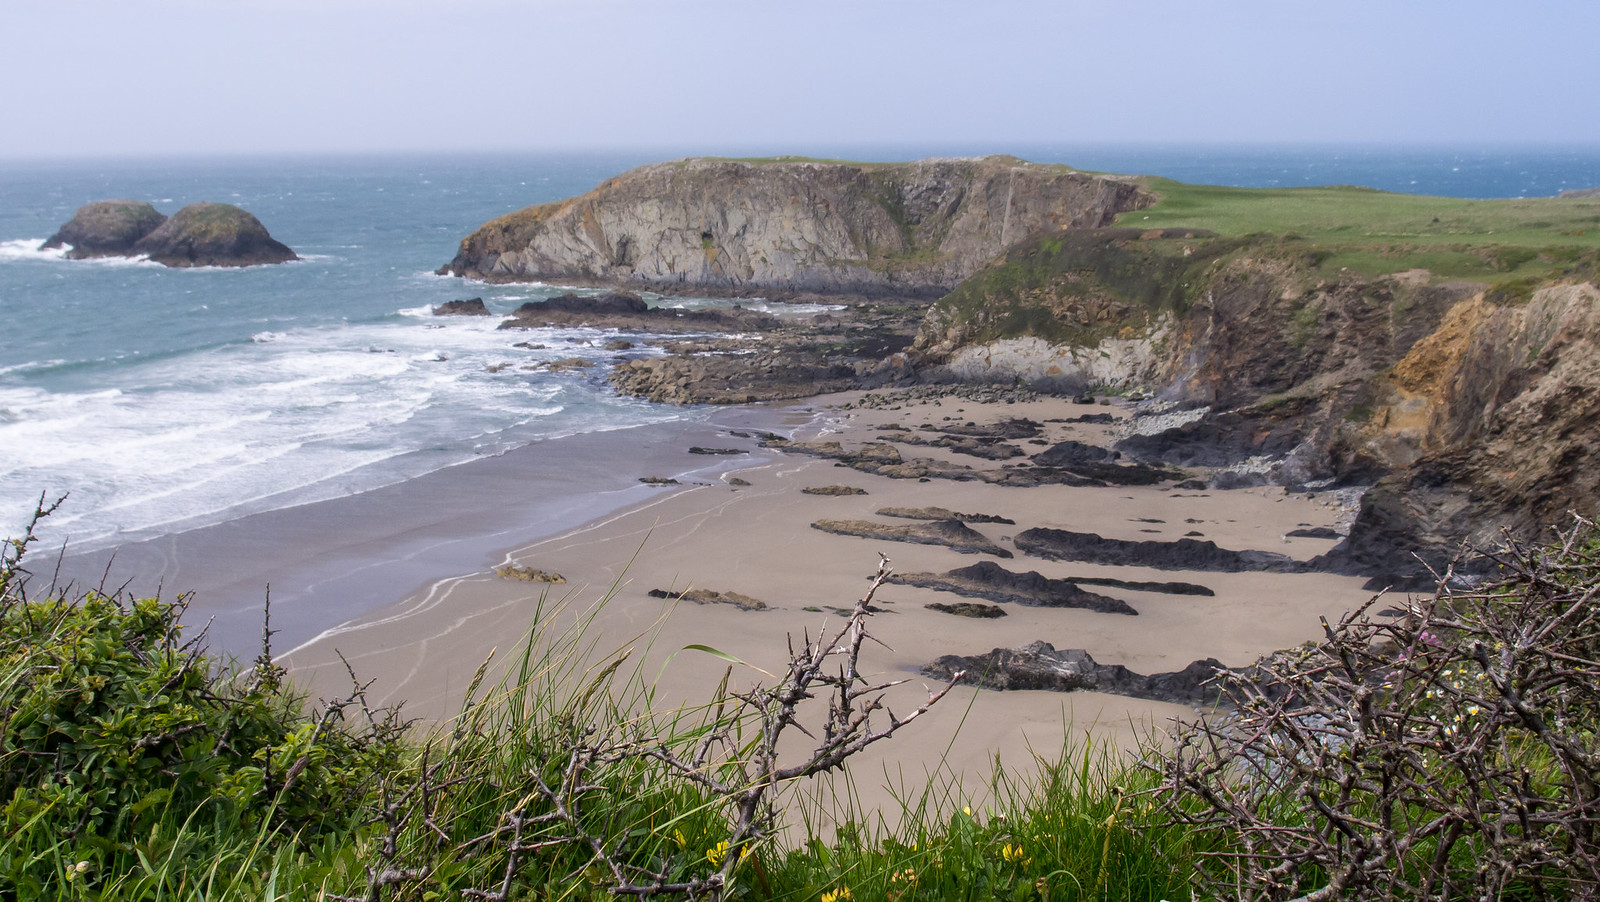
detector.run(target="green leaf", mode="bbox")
[676,644,776,678]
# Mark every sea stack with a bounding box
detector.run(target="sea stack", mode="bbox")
[41,200,167,259]
[132,202,297,267]
[42,200,297,267]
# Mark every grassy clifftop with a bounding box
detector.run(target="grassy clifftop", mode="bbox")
[1121,177,1600,281]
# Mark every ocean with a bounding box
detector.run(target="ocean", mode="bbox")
[3,145,1598,556]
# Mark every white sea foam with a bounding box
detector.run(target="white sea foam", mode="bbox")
[0,238,64,262]
[0,307,687,550]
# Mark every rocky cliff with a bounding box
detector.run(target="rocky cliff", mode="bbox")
[910,228,1600,584]
[439,156,1153,298]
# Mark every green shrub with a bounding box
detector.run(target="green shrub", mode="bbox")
[0,500,404,898]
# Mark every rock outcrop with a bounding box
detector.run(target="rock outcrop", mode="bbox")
[130,203,297,267]
[42,201,167,258]
[434,298,491,316]
[909,223,1600,584]
[439,156,1153,298]
[897,561,1138,615]
[810,518,1011,557]
[923,640,1225,705]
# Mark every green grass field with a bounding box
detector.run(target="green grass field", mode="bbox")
[1120,178,1600,280]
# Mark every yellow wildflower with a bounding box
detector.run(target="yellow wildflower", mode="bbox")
[706,840,729,867]
[821,887,853,902]
[1001,842,1032,866]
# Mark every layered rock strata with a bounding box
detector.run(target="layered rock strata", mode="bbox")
[440,156,1152,298]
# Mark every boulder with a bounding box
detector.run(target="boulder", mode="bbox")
[42,200,167,258]
[434,298,491,316]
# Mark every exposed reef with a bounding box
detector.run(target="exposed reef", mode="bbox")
[1014,527,1303,573]
[897,561,1138,615]
[810,518,1011,557]
[923,641,1225,705]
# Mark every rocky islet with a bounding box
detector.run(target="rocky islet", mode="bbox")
[44,200,297,267]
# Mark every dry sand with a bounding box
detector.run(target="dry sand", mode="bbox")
[279,390,1377,817]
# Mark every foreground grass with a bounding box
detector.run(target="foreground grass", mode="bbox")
[0,502,1195,901]
[8,496,1600,899]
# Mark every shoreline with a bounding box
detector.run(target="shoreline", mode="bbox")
[49,402,818,656]
[263,388,1375,812]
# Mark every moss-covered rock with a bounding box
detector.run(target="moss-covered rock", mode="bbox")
[132,202,297,267]
[41,200,167,258]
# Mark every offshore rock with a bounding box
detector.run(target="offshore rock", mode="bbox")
[434,298,491,316]
[42,200,166,258]
[131,203,297,267]
[439,156,1153,297]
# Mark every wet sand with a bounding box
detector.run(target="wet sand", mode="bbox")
[265,390,1375,814]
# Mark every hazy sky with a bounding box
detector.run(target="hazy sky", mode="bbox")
[6,0,1597,159]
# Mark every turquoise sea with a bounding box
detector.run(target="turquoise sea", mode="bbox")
[3,145,1598,554]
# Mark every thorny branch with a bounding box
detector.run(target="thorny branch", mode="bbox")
[336,555,959,901]
[1149,515,1600,901]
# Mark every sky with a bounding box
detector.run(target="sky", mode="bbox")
[5,0,1598,159]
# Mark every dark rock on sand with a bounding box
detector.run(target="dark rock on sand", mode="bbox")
[434,298,492,316]
[1285,526,1342,539]
[496,565,566,583]
[689,447,745,455]
[889,432,1025,460]
[926,418,1043,440]
[647,588,767,611]
[876,506,1014,525]
[639,476,679,485]
[1032,440,1112,467]
[803,485,868,496]
[43,200,166,258]
[1065,574,1214,596]
[1014,527,1303,573]
[132,203,297,267]
[923,641,1225,705]
[1055,412,1115,425]
[897,560,1136,615]
[811,518,1011,557]
[926,602,1006,619]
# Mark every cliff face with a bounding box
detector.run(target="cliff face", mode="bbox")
[439,157,1153,298]
[912,231,1600,582]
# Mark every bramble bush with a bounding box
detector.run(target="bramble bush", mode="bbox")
[1151,516,1600,900]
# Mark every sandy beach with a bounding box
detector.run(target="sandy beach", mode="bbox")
[260,388,1376,814]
